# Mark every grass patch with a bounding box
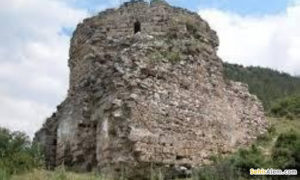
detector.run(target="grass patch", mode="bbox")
[149,50,181,64]
[165,51,181,63]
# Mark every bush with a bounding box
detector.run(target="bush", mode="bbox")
[270,96,300,119]
[192,158,239,180]
[230,145,268,174]
[272,130,300,169]
[256,124,276,145]
[193,128,300,180]
[0,127,44,178]
[192,145,266,180]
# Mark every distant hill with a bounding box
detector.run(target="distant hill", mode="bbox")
[223,62,300,111]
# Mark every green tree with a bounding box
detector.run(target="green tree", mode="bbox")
[0,127,44,178]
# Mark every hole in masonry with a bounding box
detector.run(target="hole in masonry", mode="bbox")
[134,21,141,34]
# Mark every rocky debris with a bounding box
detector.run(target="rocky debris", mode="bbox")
[34,1,268,179]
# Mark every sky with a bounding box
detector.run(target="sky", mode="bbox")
[0,0,299,138]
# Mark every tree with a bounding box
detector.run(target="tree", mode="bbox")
[0,127,44,178]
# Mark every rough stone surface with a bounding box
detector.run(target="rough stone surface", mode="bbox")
[34,1,268,179]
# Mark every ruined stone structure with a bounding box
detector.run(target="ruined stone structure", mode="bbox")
[34,0,268,178]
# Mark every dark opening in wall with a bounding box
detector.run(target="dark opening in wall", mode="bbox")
[134,21,141,34]
[176,155,185,160]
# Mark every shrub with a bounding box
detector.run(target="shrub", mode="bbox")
[270,96,300,119]
[192,159,239,180]
[0,127,44,178]
[149,50,181,64]
[231,145,269,175]
[149,51,164,64]
[194,144,270,179]
[256,124,276,146]
[272,130,300,169]
[193,117,300,180]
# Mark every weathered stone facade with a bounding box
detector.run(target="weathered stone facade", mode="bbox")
[34,0,268,179]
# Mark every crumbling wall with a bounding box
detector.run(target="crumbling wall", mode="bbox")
[34,1,267,179]
[34,113,58,169]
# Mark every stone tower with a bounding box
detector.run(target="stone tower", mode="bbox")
[34,0,267,178]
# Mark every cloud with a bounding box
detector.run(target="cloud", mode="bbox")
[0,0,88,138]
[0,93,51,138]
[199,3,300,75]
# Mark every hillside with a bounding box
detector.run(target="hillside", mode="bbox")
[223,62,300,111]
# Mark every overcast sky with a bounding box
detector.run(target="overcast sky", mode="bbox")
[0,0,299,138]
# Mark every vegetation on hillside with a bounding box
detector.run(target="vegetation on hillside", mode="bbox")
[270,95,300,120]
[223,63,300,111]
[193,117,300,180]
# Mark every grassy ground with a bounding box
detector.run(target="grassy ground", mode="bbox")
[270,117,300,134]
